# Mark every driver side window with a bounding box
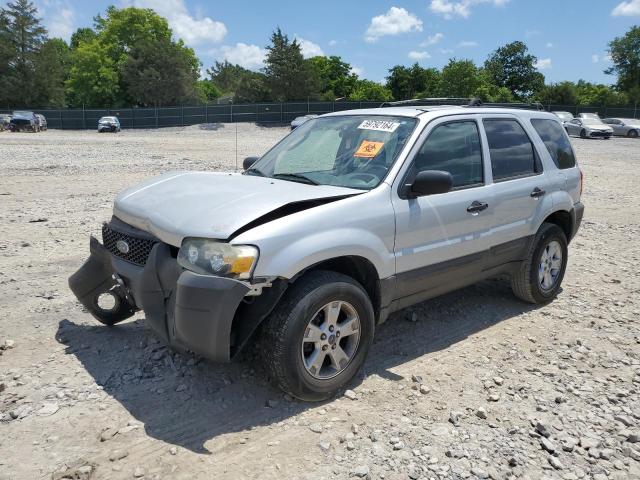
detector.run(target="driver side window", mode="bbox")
[410,121,483,189]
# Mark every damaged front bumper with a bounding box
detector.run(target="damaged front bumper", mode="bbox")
[68,236,250,362]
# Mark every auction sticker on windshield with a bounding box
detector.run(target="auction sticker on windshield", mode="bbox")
[358,120,400,133]
[354,140,385,158]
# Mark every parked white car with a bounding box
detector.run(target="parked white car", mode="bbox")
[70,104,584,400]
[565,117,613,139]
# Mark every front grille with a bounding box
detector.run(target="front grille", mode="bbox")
[102,223,157,266]
[590,131,608,137]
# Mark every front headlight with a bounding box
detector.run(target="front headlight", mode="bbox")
[177,238,258,280]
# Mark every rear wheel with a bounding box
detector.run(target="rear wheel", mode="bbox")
[261,271,375,401]
[628,129,638,138]
[511,223,568,304]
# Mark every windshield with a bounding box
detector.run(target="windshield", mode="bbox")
[248,115,417,190]
[99,117,116,122]
[554,112,573,120]
[582,118,605,126]
[13,111,32,116]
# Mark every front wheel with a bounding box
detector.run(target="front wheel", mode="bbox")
[628,130,638,138]
[261,271,375,401]
[580,129,587,139]
[511,223,568,304]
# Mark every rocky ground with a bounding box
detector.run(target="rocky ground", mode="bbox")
[0,125,638,480]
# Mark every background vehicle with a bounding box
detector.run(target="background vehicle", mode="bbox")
[552,111,574,125]
[98,116,121,132]
[565,117,613,139]
[69,103,583,401]
[578,113,602,120]
[290,114,318,130]
[0,114,11,131]
[35,114,47,131]
[9,111,39,132]
[602,117,640,137]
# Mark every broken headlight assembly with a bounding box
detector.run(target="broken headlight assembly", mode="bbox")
[177,238,258,280]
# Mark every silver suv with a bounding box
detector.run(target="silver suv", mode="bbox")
[69,105,584,401]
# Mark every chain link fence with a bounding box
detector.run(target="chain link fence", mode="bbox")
[1,101,638,130]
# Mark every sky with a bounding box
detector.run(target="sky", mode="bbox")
[27,0,640,84]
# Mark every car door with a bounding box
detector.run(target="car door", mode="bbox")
[391,116,495,306]
[480,115,551,252]
[566,118,581,136]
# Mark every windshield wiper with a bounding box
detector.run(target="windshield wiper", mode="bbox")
[245,168,266,177]
[272,173,319,185]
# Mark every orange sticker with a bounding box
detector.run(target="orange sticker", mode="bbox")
[354,140,384,158]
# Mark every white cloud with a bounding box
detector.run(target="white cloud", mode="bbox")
[592,54,600,63]
[612,0,640,16]
[420,32,444,47]
[365,7,423,43]
[525,29,541,38]
[440,48,455,55]
[429,0,509,19]
[535,58,552,70]
[295,36,324,58]
[219,43,266,70]
[328,40,339,47]
[37,0,75,40]
[350,66,364,77]
[592,53,612,63]
[408,51,431,60]
[546,42,553,48]
[458,40,478,47]
[125,0,227,45]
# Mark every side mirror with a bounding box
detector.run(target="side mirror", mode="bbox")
[243,156,259,170]
[406,170,453,198]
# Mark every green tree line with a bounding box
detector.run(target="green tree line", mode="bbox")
[1,0,639,108]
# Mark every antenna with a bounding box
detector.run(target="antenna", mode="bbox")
[235,121,238,172]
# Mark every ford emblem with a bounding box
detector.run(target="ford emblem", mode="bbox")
[116,239,130,254]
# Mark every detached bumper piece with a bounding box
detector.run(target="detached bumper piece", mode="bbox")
[69,234,250,362]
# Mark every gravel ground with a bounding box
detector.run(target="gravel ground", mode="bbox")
[0,126,639,480]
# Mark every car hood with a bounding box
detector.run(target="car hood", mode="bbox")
[113,171,361,246]
[585,125,611,130]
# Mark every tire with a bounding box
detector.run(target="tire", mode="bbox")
[260,270,375,401]
[628,130,638,138]
[511,223,568,304]
[580,129,587,139]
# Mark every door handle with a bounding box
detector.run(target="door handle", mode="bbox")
[467,200,488,214]
[530,187,546,198]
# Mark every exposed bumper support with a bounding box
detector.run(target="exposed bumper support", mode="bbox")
[68,237,251,362]
[571,201,584,240]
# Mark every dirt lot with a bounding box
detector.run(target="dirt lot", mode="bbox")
[0,125,639,480]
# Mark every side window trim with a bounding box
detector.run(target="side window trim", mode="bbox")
[398,118,485,198]
[481,116,543,183]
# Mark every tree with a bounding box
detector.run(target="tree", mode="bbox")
[575,80,628,107]
[0,0,47,105]
[484,41,544,100]
[207,61,253,93]
[66,39,119,107]
[307,55,357,99]
[440,59,482,97]
[196,80,221,103]
[535,82,578,106]
[234,72,271,103]
[33,38,70,106]
[263,28,319,101]
[122,38,200,106]
[348,80,392,101]
[70,27,97,49]
[606,26,640,103]
[386,63,441,100]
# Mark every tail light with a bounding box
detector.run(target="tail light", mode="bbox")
[579,169,584,197]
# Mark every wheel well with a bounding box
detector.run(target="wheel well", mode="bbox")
[543,210,573,242]
[304,256,381,319]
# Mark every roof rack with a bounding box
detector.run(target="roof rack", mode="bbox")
[380,97,545,111]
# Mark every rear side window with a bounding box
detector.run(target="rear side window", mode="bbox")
[483,119,538,181]
[531,119,576,169]
[411,121,483,188]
